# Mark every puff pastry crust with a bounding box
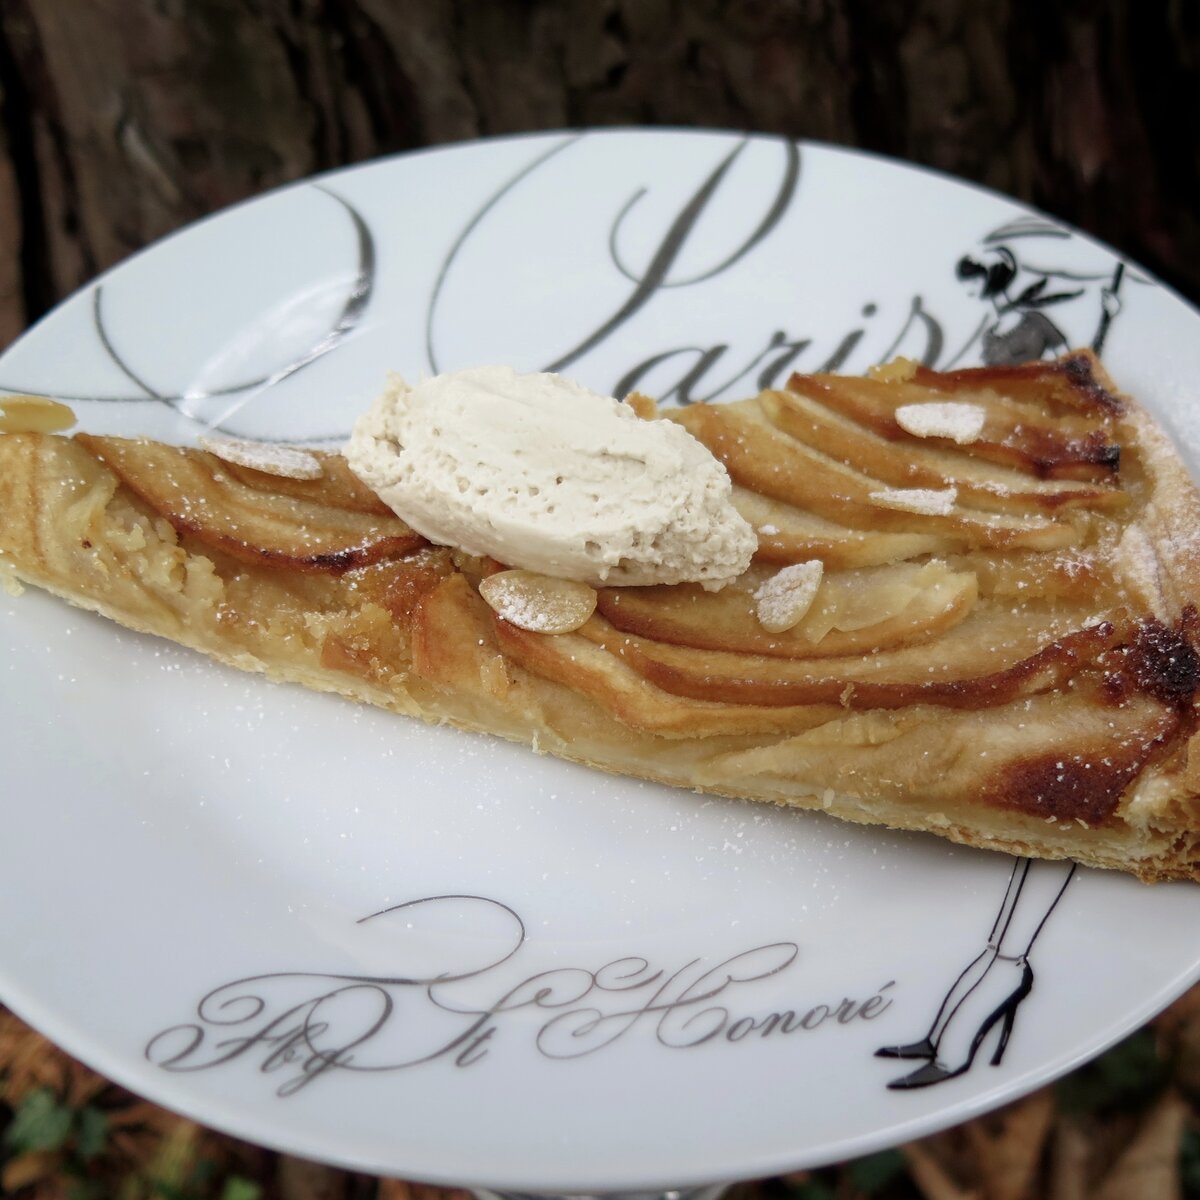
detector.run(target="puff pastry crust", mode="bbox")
[3,352,1199,881]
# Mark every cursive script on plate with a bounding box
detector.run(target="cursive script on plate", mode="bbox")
[145,895,895,1097]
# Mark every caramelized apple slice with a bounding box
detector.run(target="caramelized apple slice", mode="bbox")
[77,435,424,572]
[733,488,953,568]
[596,561,977,657]
[579,606,1122,708]
[789,356,1120,481]
[760,388,1125,514]
[912,353,1122,415]
[411,572,554,728]
[948,549,1116,604]
[699,688,1176,826]
[492,615,846,737]
[219,451,398,516]
[672,402,1079,550]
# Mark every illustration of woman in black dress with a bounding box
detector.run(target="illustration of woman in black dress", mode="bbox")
[949,216,1126,367]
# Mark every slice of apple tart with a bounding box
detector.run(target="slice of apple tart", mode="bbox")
[2,351,1199,882]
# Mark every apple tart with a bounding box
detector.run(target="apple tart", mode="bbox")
[2,352,1200,882]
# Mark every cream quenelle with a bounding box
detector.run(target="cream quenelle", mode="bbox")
[344,366,756,588]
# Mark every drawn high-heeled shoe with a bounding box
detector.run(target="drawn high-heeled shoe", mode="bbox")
[887,960,1034,1090]
[875,945,997,1061]
[874,1035,936,1061]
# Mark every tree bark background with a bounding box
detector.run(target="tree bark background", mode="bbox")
[0,0,1196,353]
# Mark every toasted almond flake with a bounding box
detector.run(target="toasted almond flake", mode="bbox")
[200,436,324,480]
[479,569,598,634]
[754,560,824,632]
[0,394,76,434]
[869,486,958,516]
[895,401,986,443]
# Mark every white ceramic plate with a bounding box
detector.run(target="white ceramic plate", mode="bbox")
[3,129,1200,1194]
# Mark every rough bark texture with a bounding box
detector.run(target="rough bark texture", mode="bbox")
[0,0,1196,352]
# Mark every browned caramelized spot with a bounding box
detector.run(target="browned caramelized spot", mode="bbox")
[1009,429,1120,481]
[980,742,1164,825]
[1122,614,1200,710]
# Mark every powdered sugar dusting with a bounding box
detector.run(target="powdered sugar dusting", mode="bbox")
[868,486,958,516]
[754,560,824,632]
[201,436,324,480]
[895,402,986,444]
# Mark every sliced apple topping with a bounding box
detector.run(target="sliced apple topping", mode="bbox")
[597,561,977,658]
[755,561,823,632]
[76,435,425,572]
[789,357,1121,481]
[733,487,953,568]
[698,688,1176,824]
[759,387,1124,514]
[491,615,847,738]
[580,605,1121,709]
[0,394,76,434]
[672,401,1079,550]
[949,549,1113,603]
[218,451,397,515]
[479,569,598,634]
[199,436,324,480]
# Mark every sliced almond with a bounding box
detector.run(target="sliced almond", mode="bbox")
[199,435,324,480]
[0,394,76,434]
[479,570,597,634]
[895,401,987,443]
[869,486,958,516]
[754,561,824,632]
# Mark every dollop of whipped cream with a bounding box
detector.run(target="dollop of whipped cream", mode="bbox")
[345,366,756,589]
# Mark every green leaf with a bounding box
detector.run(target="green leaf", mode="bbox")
[4,1088,74,1152]
[847,1148,906,1193]
[220,1177,263,1200]
[75,1105,109,1161]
